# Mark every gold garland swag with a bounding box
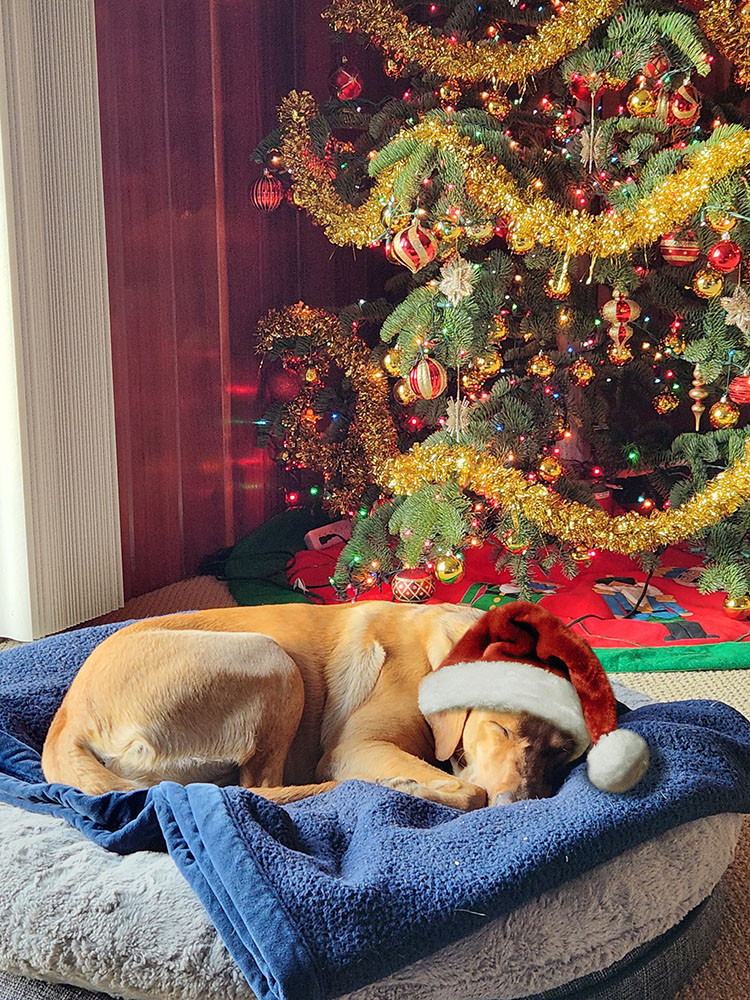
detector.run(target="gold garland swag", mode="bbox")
[259,305,750,556]
[279,92,750,259]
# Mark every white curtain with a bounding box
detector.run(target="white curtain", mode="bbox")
[0,0,123,640]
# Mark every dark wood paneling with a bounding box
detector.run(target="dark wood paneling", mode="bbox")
[96,0,232,599]
[216,0,384,536]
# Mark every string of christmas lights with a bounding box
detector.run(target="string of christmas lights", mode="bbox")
[279,92,750,258]
[260,304,750,555]
[323,0,625,86]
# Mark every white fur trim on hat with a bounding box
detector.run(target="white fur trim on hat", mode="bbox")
[418,660,591,758]
[586,728,650,793]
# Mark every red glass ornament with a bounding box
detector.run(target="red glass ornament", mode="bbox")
[388,222,439,273]
[569,73,603,101]
[668,82,701,127]
[644,54,668,79]
[729,375,750,404]
[660,231,699,266]
[329,60,363,101]
[708,238,742,274]
[250,171,284,213]
[408,357,448,399]
[267,369,302,402]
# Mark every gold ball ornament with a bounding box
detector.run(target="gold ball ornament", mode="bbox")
[460,370,486,394]
[627,86,657,118]
[571,544,593,566]
[652,389,680,415]
[434,554,466,585]
[465,220,495,245]
[304,366,319,383]
[432,218,463,242]
[538,456,564,482]
[393,378,417,405]
[527,353,556,380]
[489,314,509,342]
[607,342,633,366]
[480,90,510,118]
[723,594,750,619]
[570,358,596,386]
[474,349,503,376]
[709,398,740,429]
[544,270,571,299]
[692,268,724,299]
[508,230,536,254]
[663,329,685,355]
[707,211,737,234]
[382,346,404,376]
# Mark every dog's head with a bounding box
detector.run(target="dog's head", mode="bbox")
[427,707,578,805]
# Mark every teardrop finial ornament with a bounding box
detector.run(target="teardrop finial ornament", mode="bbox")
[689,363,708,431]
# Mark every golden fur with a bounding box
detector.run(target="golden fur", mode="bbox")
[42,602,573,810]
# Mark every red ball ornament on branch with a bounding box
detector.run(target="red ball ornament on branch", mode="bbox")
[668,82,701,127]
[707,239,742,274]
[660,231,699,266]
[388,222,439,273]
[328,58,363,101]
[728,375,750,404]
[267,369,302,403]
[408,357,448,399]
[250,171,284,213]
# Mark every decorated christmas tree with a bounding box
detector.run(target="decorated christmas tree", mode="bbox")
[252,0,750,609]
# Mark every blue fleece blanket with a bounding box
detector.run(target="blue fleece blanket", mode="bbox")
[1,624,749,1000]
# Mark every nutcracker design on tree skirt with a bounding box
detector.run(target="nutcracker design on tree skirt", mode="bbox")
[253,0,750,605]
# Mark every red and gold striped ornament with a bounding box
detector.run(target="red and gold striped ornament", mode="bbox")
[668,82,701,127]
[601,292,640,325]
[728,375,750,404]
[660,231,699,266]
[392,568,435,603]
[408,357,448,399]
[250,171,284,212]
[388,222,439,273]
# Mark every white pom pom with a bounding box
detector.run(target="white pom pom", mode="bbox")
[586,729,650,793]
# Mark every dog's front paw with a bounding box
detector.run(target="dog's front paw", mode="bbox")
[378,776,487,811]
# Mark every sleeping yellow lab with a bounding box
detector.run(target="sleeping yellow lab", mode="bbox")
[42,601,649,809]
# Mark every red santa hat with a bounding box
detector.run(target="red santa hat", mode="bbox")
[418,601,649,793]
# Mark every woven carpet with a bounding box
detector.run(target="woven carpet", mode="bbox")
[1,575,747,999]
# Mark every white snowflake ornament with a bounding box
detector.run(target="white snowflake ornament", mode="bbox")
[445,397,471,438]
[439,256,476,306]
[721,285,750,337]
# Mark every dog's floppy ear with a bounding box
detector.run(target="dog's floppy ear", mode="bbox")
[426,708,469,761]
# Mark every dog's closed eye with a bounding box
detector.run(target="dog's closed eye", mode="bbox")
[486,721,510,739]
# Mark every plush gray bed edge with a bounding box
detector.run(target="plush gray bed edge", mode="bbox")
[0,683,741,1000]
[0,888,725,1000]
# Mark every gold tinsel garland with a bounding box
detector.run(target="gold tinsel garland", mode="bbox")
[700,0,750,87]
[323,0,624,86]
[325,0,743,91]
[279,92,750,257]
[259,304,750,555]
[256,302,398,511]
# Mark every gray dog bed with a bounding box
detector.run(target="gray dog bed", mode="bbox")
[0,684,741,1000]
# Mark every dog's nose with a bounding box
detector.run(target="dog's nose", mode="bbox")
[492,791,514,807]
